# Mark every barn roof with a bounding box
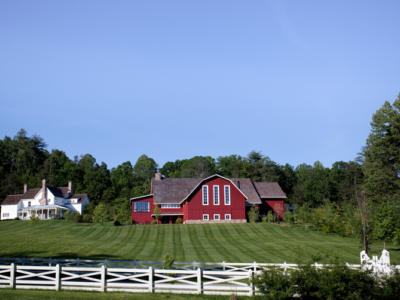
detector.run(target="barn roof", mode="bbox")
[153,178,202,204]
[131,175,285,205]
[253,182,287,198]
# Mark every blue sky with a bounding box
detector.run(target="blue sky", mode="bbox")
[1,0,399,170]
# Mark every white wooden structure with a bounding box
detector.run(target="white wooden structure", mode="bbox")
[1,180,89,220]
[0,251,398,296]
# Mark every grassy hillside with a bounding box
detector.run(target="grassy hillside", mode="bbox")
[0,220,398,264]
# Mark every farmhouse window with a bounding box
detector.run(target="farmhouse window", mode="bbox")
[3,213,9,217]
[202,186,208,205]
[214,214,220,220]
[28,201,31,207]
[224,186,230,205]
[225,214,231,220]
[213,186,219,205]
[203,214,209,220]
[134,202,150,212]
[161,204,180,208]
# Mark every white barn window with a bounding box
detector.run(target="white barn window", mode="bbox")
[225,214,231,220]
[202,186,208,205]
[224,186,230,205]
[214,186,219,205]
[214,214,220,220]
[203,214,209,220]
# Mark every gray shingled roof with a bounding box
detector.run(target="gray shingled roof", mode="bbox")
[153,178,202,204]
[133,175,286,205]
[253,182,286,198]
[230,178,262,204]
[1,188,41,205]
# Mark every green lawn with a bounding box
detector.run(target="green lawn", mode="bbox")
[0,220,398,264]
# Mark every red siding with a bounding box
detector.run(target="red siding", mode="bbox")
[184,177,245,221]
[131,195,184,224]
[260,200,285,219]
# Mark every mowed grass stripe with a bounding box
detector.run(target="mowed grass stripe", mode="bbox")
[161,224,175,259]
[225,223,270,262]
[195,224,222,262]
[178,224,196,262]
[149,225,164,260]
[216,224,254,262]
[202,224,239,262]
[187,225,210,262]
[112,225,139,258]
[232,223,288,262]
[173,225,185,262]
[128,225,151,260]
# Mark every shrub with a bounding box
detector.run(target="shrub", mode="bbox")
[247,204,260,222]
[114,220,120,226]
[71,212,83,223]
[64,211,72,223]
[162,253,175,276]
[253,257,379,300]
[28,215,39,227]
[176,217,183,224]
[151,220,157,225]
[262,216,268,223]
[83,214,91,222]
[14,217,20,220]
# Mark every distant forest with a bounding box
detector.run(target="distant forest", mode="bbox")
[0,128,361,208]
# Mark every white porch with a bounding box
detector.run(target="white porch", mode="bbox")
[18,205,71,220]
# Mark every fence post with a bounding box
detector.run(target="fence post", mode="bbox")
[134,259,137,269]
[193,261,196,270]
[22,257,25,266]
[10,263,16,289]
[149,266,154,293]
[49,257,52,266]
[254,261,257,273]
[248,270,254,297]
[197,268,203,294]
[77,258,80,267]
[101,265,106,292]
[222,261,225,271]
[55,264,61,291]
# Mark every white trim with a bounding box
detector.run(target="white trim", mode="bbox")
[213,185,219,205]
[225,214,231,220]
[179,174,248,204]
[130,194,153,202]
[202,185,208,206]
[224,185,231,205]
[214,214,220,220]
[203,214,209,220]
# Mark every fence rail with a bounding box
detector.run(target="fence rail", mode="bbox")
[0,257,365,272]
[0,264,256,296]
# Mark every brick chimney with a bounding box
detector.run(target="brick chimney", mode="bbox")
[23,184,29,194]
[40,179,47,206]
[155,173,162,180]
[68,181,74,195]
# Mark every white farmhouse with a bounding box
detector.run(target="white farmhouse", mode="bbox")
[1,180,90,220]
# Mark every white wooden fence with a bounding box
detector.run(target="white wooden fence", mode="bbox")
[0,264,255,296]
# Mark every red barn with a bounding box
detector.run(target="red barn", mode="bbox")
[131,174,286,224]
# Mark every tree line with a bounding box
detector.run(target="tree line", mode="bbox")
[1,93,400,252]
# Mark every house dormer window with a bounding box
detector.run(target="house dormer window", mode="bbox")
[28,201,31,207]
[202,186,208,205]
[213,186,219,205]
